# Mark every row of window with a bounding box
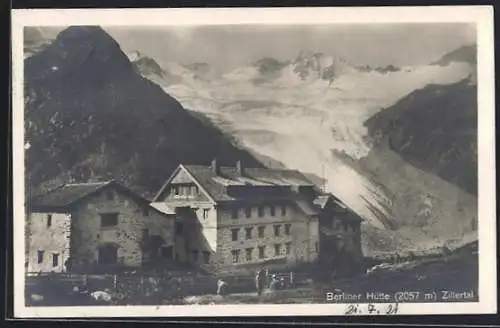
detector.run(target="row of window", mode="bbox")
[231,242,292,263]
[172,184,199,197]
[231,223,291,241]
[231,204,287,219]
[43,209,149,230]
[36,250,60,267]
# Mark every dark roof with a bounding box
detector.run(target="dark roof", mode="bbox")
[30,181,114,210]
[183,165,315,202]
[152,164,320,217]
[313,192,363,222]
[29,180,173,218]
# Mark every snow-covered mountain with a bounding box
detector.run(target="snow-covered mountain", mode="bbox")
[24,27,54,59]
[128,51,221,88]
[126,46,477,255]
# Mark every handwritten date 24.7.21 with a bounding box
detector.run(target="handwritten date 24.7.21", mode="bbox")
[344,303,399,315]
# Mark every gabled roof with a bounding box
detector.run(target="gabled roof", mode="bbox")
[184,165,315,202]
[152,164,320,217]
[152,165,217,203]
[30,181,115,210]
[313,192,363,222]
[29,180,173,218]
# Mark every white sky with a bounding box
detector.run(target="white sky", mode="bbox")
[37,23,476,73]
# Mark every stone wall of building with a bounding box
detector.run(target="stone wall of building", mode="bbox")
[27,212,71,273]
[210,202,319,274]
[70,188,174,270]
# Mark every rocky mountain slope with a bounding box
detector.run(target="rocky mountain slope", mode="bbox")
[24,26,264,198]
[432,44,476,66]
[366,78,477,195]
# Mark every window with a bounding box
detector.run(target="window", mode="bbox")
[203,209,209,220]
[270,206,276,217]
[37,250,44,264]
[281,205,287,216]
[231,208,239,219]
[100,213,118,227]
[245,248,253,261]
[191,185,199,196]
[258,226,265,238]
[285,242,292,255]
[285,224,291,236]
[46,214,52,227]
[274,244,282,256]
[258,246,266,259]
[231,228,239,241]
[258,206,264,217]
[176,222,183,234]
[52,253,59,267]
[173,186,179,196]
[192,250,198,262]
[106,191,114,200]
[98,244,118,265]
[202,251,210,264]
[273,225,281,237]
[245,207,252,218]
[161,246,173,259]
[245,227,253,240]
[231,250,240,263]
[315,242,319,252]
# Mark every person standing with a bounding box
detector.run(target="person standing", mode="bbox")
[255,268,266,296]
[217,279,228,296]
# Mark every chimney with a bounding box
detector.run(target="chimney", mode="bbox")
[236,160,244,176]
[211,158,219,175]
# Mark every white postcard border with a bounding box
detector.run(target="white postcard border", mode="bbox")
[11,6,496,318]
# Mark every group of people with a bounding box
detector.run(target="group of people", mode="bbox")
[216,268,291,296]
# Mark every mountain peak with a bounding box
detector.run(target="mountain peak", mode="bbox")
[25,26,132,82]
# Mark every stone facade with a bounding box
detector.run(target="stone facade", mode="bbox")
[27,182,175,273]
[213,203,319,274]
[27,212,71,273]
[154,165,320,274]
[70,188,175,270]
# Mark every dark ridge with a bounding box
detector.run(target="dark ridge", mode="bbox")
[24,26,265,198]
